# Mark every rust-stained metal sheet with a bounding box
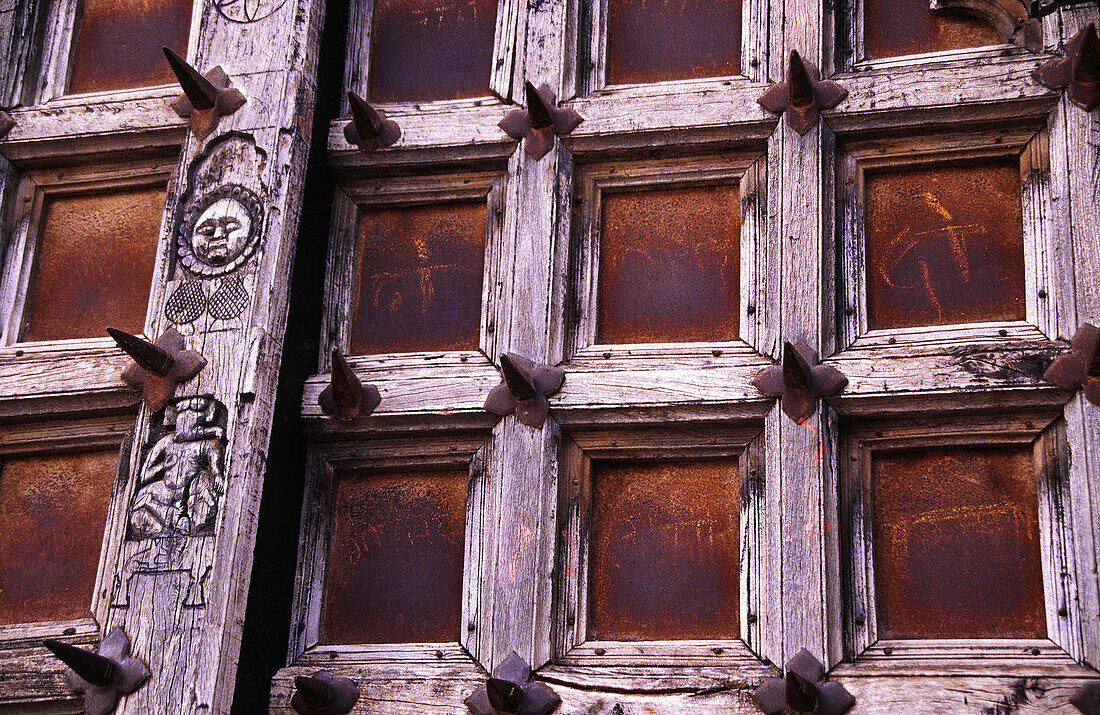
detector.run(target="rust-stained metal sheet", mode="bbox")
[368,0,497,103]
[872,446,1046,639]
[597,184,740,345]
[321,470,468,644]
[605,0,742,85]
[20,187,164,343]
[864,0,1003,59]
[864,161,1025,330]
[351,201,486,355]
[0,450,116,625]
[588,458,740,641]
[68,0,192,95]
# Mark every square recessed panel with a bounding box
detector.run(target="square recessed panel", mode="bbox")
[19,187,164,343]
[368,0,497,103]
[351,201,486,355]
[605,0,742,85]
[0,450,116,625]
[864,160,1025,330]
[589,458,740,641]
[321,470,468,644]
[863,0,1003,59]
[597,184,740,344]
[871,446,1046,639]
[68,0,192,94]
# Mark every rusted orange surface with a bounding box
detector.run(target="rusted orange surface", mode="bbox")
[864,161,1025,330]
[597,184,740,345]
[369,0,497,103]
[864,0,1003,59]
[321,470,468,644]
[589,459,740,641]
[0,450,116,625]
[351,201,485,355]
[20,187,164,343]
[606,0,742,85]
[68,0,192,94]
[872,446,1046,639]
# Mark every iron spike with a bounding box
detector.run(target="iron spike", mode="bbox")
[782,341,812,391]
[294,675,334,710]
[107,327,176,377]
[347,91,383,139]
[162,47,218,110]
[524,81,554,130]
[42,639,117,688]
[500,353,538,401]
[486,677,524,713]
[787,51,815,109]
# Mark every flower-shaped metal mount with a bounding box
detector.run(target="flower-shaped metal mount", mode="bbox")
[107,327,207,412]
[43,628,150,715]
[318,348,381,421]
[344,91,401,151]
[753,648,855,715]
[498,81,583,160]
[758,50,848,135]
[163,46,247,140]
[1043,322,1100,406]
[752,341,848,424]
[1071,681,1100,714]
[291,671,360,715]
[465,652,561,715]
[0,110,13,139]
[1033,23,1100,111]
[484,353,565,428]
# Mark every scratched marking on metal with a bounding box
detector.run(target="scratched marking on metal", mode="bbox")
[321,471,468,644]
[864,0,1003,59]
[872,446,1046,639]
[864,161,1025,330]
[588,459,740,641]
[67,0,192,94]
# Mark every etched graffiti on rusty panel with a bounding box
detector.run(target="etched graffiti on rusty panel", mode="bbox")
[864,0,1003,59]
[872,446,1046,639]
[588,458,740,641]
[321,471,468,644]
[865,160,1025,330]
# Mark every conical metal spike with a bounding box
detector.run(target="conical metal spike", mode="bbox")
[42,639,117,688]
[294,675,335,710]
[784,671,819,714]
[524,81,554,130]
[486,677,524,713]
[787,51,815,109]
[162,47,218,110]
[107,327,175,376]
[347,91,383,139]
[1087,330,1100,377]
[500,354,537,401]
[782,342,812,391]
[329,348,363,417]
[1074,24,1100,85]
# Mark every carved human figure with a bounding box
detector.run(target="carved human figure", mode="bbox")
[191,198,253,267]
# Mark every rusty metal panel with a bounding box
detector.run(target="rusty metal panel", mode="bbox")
[588,458,740,641]
[68,0,192,95]
[864,0,1003,59]
[864,160,1025,330]
[872,446,1046,639]
[0,450,116,625]
[350,201,486,355]
[597,184,740,345]
[605,0,742,85]
[19,187,164,343]
[368,0,497,103]
[321,470,468,644]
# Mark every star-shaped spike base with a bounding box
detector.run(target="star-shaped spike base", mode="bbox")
[1071,681,1100,714]
[498,81,583,160]
[1043,323,1100,406]
[109,327,206,412]
[164,47,247,140]
[291,671,360,714]
[43,628,149,715]
[0,110,13,139]
[752,341,848,423]
[758,50,848,134]
[484,353,566,428]
[753,648,855,715]
[318,348,381,421]
[465,652,561,715]
[1033,23,1100,111]
[344,91,401,151]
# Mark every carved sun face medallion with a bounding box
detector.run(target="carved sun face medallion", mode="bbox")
[177,184,263,277]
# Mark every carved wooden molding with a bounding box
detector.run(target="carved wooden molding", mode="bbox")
[930,0,1043,52]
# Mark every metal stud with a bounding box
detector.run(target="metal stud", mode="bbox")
[757,50,848,134]
[318,348,381,421]
[1043,323,1100,406]
[344,91,401,151]
[0,110,14,139]
[484,353,565,428]
[43,628,149,715]
[753,648,854,715]
[163,47,247,139]
[1033,23,1100,111]
[108,327,206,411]
[465,652,560,715]
[291,671,360,715]
[498,81,584,160]
[752,340,848,423]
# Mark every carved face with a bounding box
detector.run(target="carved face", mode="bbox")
[191,198,252,265]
